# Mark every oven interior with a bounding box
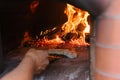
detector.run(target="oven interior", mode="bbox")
[0,0,91,80]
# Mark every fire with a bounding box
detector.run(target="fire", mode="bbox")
[22,4,90,49]
[44,35,65,44]
[62,4,90,45]
[83,13,90,34]
[62,4,83,34]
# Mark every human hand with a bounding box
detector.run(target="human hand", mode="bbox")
[25,48,49,74]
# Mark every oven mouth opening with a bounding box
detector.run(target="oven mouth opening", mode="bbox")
[0,1,91,80]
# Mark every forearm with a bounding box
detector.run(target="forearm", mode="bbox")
[1,56,35,80]
[0,48,49,80]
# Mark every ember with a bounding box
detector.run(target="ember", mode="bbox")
[21,4,90,49]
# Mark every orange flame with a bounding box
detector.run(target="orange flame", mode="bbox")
[62,4,83,34]
[22,4,90,48]
[44,35,65,44]
[62,4,90,45]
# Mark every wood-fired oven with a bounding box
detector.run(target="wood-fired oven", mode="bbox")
[0,0,90,80]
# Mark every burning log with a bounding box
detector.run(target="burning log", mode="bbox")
[48,49,77,59]
[62,32,78,41]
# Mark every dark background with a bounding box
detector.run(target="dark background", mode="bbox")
[0,0,67,56]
